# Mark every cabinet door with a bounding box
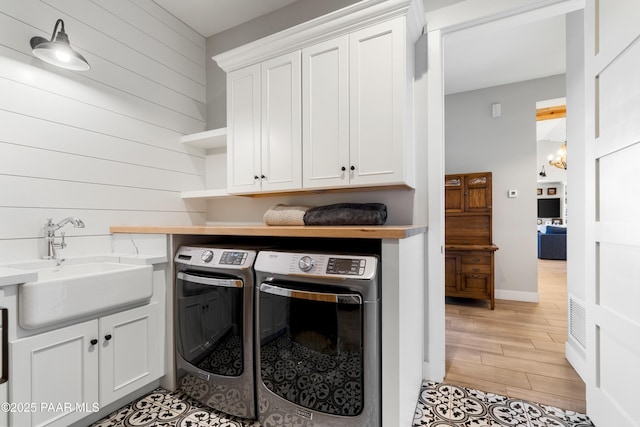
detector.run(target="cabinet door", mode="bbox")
[459,273,491,298]
[458,251,492,300]
[349,18,407,187]
[465,173,492,212]
[227,64,262,194]
[261,51,302,192]
[10,320,99,427]
[302,36,350,189]
[445,175,465,212]
[444,253,460,294]
[99,303,162,406]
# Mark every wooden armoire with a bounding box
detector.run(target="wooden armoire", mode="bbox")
[444,172,499,309]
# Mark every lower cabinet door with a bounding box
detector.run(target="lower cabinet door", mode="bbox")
[10,320,99,427]
[99,302,161,406]
[444,254,460,294]
[459,273,491,297]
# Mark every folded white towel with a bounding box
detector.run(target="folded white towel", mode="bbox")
[263,204,311,226]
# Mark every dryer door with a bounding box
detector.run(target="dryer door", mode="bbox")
[258,281,365,416]
[176,272,245,377]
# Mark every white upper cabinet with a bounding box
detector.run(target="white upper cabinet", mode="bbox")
[261,51,302,192]
[302,36,350,188]
[349,18,410,187]
[303,18,412,189]
[227,64,262,194]
[216,0,423,196]
[227,52,301,194]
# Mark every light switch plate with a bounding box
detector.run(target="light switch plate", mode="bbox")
[508,189,518,198]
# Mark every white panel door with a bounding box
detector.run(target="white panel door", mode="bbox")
[349,18,407,187]
[261,51,302,192]
[99,303,162,406]
[227,64,262,194]
[10,320,99,427]
[586,1,640,425]
[302,35,350,189]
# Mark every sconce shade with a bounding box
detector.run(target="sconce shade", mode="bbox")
[30,19,90,71]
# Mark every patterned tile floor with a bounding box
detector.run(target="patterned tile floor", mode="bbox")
[91,388,259,427]
[413,381,594,427]
[91,381,595,427]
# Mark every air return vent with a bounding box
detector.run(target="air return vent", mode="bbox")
[569,297,586,348]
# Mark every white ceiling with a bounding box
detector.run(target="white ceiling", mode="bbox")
[154,0,567,95]
[444,14,566,95]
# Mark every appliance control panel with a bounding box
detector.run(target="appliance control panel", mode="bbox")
[255,251,378,279]
[175,246,256,269]
[326,257,367,276]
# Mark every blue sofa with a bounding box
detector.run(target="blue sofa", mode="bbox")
[538,225,567,260]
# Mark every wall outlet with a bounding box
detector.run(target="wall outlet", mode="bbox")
[508,189,518,198]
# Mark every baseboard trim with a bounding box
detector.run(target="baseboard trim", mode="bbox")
[494,289,540,302]
[566,339,587,382]
[422,361,444,383]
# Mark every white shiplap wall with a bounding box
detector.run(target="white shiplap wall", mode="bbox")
[0,0,207,262]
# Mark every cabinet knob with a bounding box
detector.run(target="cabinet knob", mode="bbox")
[104,334,112,341]
[341,166,346,171]
[261,174,266,179]
[350,165,355,171]
[90,339,98,346]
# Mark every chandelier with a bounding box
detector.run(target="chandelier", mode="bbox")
[548,143,566,170]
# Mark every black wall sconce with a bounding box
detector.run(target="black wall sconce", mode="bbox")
[30,19,90,71]
[539,165,546,177]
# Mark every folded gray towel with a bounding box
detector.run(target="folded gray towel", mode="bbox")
[303,203,387,226]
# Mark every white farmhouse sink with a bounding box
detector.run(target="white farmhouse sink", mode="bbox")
[18,261,153,329]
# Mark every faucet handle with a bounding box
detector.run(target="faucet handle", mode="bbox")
[60,232,67,249]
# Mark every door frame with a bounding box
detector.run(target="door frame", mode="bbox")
[424,0,585,382]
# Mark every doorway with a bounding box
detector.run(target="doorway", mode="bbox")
[436,1,585,411]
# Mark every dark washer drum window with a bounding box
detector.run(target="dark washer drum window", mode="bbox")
[259,283,364,416]
[177,272,244,377]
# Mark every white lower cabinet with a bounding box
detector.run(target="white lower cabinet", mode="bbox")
[10,303,161,427]
[99,303,162,405]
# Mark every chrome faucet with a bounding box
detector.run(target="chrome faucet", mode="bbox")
[44,217,85,262]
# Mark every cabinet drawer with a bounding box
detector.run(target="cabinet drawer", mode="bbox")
[461,255,491,265]
[460,273,491,295]
[461,263,490,274]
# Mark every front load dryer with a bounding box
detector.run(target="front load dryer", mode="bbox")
[174,245,257,419]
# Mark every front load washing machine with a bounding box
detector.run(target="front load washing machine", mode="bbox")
[254,250,381,427]
[174,245,257,419]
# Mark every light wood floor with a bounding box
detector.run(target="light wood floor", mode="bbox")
[444,259,586,413]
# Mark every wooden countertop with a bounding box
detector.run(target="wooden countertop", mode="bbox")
[110,224,427,240]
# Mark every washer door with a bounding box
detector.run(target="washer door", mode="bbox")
[259,282,364,416]
[177,271,244,377]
